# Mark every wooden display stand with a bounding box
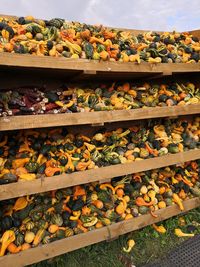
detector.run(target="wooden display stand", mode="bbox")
[0,15,199,266]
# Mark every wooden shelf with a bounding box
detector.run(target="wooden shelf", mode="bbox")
[1,104,200,131]
[0,197,199,267]
[0,53,199,81]
[0,149,199,201]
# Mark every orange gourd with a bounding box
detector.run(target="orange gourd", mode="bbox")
[21,243,31,251]
[73,186,86,199]
[48,225,59,234]
[93,200,104,209]
[12,158,30,169]
[116,203,125,215]
[13,197,28,211]
[82,206,91,215]
[135,197,153,207]
[45,166,60,177]
[7,243,21,254]
[95,221,103,228]
[116,188,124,197]
[159,186,166,194]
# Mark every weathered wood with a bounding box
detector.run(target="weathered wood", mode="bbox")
[1,104,199,131]
[0,197,199,267]
[0,53,199,77]
[0,149,199,201]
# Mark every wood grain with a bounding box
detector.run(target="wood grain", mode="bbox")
[0,197,199,267]
[0,53,199,76]
[0,149,199,201]
[1,104,199,131]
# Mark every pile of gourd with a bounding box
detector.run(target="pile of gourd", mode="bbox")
[0,117,199,184]
[0,160,199,256]
[0,82,199,116]
[0,16,199,62]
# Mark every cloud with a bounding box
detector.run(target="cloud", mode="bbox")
[0,0,199,31]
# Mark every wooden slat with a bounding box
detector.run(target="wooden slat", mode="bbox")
[0,197,199,267]
[0,149,199,201]
[0,53,199,75]
[0,104,199,131]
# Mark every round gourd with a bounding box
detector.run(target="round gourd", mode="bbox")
[48,224,59,234]
[1,216,13,230]
[165,198,173,206]
[65,227,74,237]
[56,229,65,239]
[25,231,35,244]
[140,185,148,195]
[138,206,149,215]
[26,221,35,230]
[50,214,63,226]
[15,233,25,246]
[158,201,167,209]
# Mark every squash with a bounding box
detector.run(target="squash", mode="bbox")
[25,162,39,173]
[93,200,104,209]
[0,173,17,184]
[140,185,148,195]
[152,224,166,234]
[56,229,66,239]
[21,243,31,251]
[65,227,74,237]
[123,239,135,253]
[0,230,16,256]
[174,228,194,237]
[19,173,36,180]
[13,197,28,211]
[173,193,184,210]
[1,216,13,230]
[135,197,153,207]
[158,201,166,209]
[168,143,179,154]
[48,224,59,234]
[37,219,48,229]
[7,242,21,254]
[50,214,63,226]
[12,158,30,169]
[32,229,45,247]
[29,210,43,222]
[138,206,149,214]
[14,233,24,246]
[26,221,35,230]
[13,203,34,221]
[25,231,35,244]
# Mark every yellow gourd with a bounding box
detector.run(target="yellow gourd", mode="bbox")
[123,239,135,253]
[152,224,166,234]
[174,228,194,237]
[25,231,35,244]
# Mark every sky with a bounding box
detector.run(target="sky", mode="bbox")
[0,0,199,31]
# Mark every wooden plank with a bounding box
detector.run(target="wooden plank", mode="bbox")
[1,104,200,131]
[0,53,199,75]
[0,197,199,267]
[0,149,199,201]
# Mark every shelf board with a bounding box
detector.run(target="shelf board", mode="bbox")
[0,149,199,201]
[0,53,199,80]
[0,197,199,267]
[1,104,200,131]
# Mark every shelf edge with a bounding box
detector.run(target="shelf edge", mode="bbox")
[0,197,199,267]
[1,104,200,131]
[0,149,199,201]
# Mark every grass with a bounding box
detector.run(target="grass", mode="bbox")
[30,207,200,267]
